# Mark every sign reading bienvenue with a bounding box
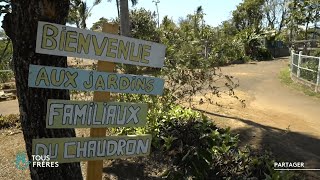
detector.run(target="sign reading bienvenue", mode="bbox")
[32,134,152,163]
[36,21,166,68]
[46,99,148,128]
[28,64,164,95]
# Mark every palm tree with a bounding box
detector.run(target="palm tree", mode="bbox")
[69,0,101,29]
[98,0,138,36]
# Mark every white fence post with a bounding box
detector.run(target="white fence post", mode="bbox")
[297,51,302,78]
[291,50,294,74]
[316,58,320,92]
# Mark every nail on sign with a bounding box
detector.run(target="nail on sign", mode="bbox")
[32,134,152,163]
[36,21,166,68]
[46,99,148,128]
[28,65,164,95]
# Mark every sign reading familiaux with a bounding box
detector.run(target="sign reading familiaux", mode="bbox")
[46,99,148,128]
[36,21,166,68]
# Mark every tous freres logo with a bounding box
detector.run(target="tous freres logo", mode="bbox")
[15,152,59,170]
[15,152,31,170]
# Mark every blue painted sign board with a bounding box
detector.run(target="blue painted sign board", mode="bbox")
[28,64,164,95]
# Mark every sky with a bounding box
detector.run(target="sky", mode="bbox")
[0,0,243,30]
[86,0,243,28]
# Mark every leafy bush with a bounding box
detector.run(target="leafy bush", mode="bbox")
[111,92,296,179]
[300,58,318,83]
[253,47,273,61]
[0,71,14,83]
[310,49,320,57]
[0,38,13,83]
[159,117,297,180]
[0,114,20,129]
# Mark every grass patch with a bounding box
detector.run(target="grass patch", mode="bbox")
[0,114,20,129]
[279,67,320,98]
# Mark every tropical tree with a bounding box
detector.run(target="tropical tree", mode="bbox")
[69,0,101,29]
[1,0,83,179]
[287,0,320,40]
[232,0,265,33]
[130,8,158,42]
[263,0,289,35]
[90,17,108,31]
[97,0,138,36]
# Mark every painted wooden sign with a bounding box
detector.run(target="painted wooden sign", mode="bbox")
[46,99,148,128]
[36,21,166,68]
[28,64,164,95]
[32,134,152,163]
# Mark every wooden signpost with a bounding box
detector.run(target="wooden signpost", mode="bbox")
[87,23,117,180]
[29,22,166,180]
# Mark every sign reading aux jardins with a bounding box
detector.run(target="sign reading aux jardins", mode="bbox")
[28,64,164,95]
[36,21,166,68]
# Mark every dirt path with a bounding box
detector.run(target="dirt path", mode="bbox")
[222,58,320,136]
[193,57,320,179]
[0,100,19,115]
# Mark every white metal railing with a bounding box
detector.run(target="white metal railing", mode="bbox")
[290,51,320,92]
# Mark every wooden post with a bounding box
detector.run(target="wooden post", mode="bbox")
[86,23,119,180]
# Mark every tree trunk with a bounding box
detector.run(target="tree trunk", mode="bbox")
[2,1,83,179]
[116,0,120,19]
[119,0,130,36]
[304,21,309,54]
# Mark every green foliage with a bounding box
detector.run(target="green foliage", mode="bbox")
[0,36,14,83]
[288,0,320,27]
[130,8,159,42]
[279,67,293,85]
[117,8,159,74]
[300,58,318,83]
[157,112,297,179]
[90,17,108,31]
[310,48,320,57]
[68,0,101,29]
[0,114,20,129]
[279,67,320,98]
[0,71,13,83]
[232,0,264,33]
[263,0,288,32]
[111,91,296,179]
[287,0,320,40]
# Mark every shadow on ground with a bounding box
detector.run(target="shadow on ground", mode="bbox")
[101,108,320,180]
[196,109,320,180]
[103,160,147,179]
[102,154,167,180]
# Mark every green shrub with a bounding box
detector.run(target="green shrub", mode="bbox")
[300,59,318,83]
[310,49,320,57]
[111,93,297,179]
[0,114,20,129]
[0,71,14,83]
[159,116,297,180]
[254,47,273,61]
[0,39,13,83]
